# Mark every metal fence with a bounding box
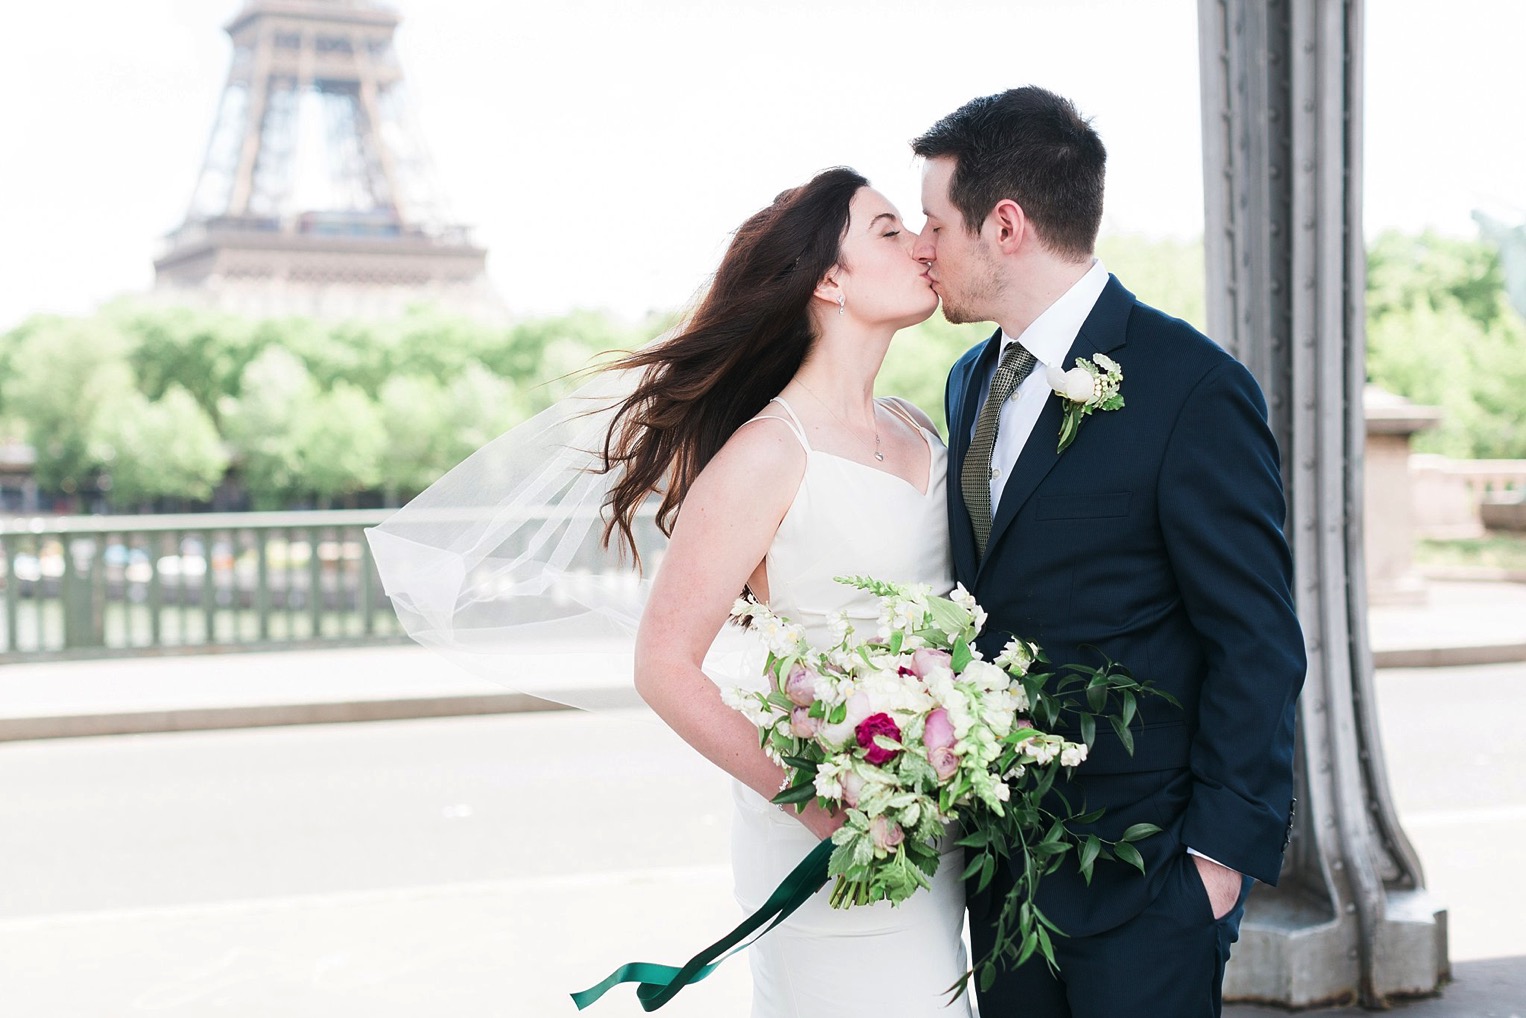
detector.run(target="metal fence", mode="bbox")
[0,510,405,660]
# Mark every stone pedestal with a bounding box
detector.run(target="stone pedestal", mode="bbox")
[1363,386,1441,606]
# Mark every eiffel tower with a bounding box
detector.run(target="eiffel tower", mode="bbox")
[154,0,499,319]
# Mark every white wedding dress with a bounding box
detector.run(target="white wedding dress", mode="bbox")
[728,397,973,1018]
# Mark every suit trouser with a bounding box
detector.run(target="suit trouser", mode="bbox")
[971,850,1254,1018]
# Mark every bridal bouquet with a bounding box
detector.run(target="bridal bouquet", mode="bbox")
[724,576,1172,979]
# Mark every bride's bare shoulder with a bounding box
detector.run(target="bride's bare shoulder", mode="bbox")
[691,413,806,497]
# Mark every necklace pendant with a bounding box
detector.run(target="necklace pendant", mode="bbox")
[874,451,885,461]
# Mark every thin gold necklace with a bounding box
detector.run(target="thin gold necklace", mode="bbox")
[793,379,884,462]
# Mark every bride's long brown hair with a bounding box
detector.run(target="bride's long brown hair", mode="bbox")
[601,167,867,563]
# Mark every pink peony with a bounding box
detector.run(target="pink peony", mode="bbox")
[923,707,956,751]
[909,648,953,678]
[870,815,905,851]
[841,770,865,808]
[789,706,820,738]
[855,713,902,766]
[928,746,960,782]
[784,663,817,707]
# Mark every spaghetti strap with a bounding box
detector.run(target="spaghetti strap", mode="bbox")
[744,397,811,453]
[877,397,922,434]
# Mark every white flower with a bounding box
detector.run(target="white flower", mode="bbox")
[950,583,988,633]
[1060,744,1089,768]
[1026,739,1059,766]
[827,610,852,645]
[730,596,754,620]
[959,659,1009,692]
[814,759,846,800]
[995,638,1036,675]
[721,686,775,728]
[1048,363,1097,403]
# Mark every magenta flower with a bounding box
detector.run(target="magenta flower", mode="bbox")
[855,713,902,766]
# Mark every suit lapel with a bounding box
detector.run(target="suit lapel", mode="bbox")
[977,276,1135,578]
[948,329,1002,583]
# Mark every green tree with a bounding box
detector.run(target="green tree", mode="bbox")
[1367,230,1506,332]
[876,316,991,437]
[376,363,528,496]
[93,386,229,508]
[0,315,136,492]
[1365,231,1526,459]
[1096,234,1207,331]
[220,347,319,507]
[111,302,262,424]
[292,381,386,507]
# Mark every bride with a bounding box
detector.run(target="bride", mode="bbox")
[599,167,972,1017]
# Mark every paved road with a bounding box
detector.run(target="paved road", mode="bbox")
[2,664,1523,1016]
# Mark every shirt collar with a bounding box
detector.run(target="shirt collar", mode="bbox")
[1000,258,1110,369]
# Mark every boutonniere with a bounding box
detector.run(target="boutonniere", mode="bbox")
[1047,353,1124,453]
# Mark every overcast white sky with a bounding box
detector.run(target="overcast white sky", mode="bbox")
[0,0,1520,329]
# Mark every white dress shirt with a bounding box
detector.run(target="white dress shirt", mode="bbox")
[973,258,1110,509]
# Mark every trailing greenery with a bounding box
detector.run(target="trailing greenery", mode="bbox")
[1,227,1518,511]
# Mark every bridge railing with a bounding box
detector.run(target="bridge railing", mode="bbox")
[0,510,403,660]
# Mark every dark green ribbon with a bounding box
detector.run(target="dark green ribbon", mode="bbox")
[570,838,833,1011]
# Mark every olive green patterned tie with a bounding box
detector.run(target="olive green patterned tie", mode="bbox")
[962,342,1037,558]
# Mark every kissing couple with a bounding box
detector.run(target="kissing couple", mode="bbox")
[600,85,1305,1018]
[374,84,1307,1018]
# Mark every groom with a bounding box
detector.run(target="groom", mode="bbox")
[913,88,1306,1017]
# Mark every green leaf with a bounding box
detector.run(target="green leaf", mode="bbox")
[926,597,972,638]
[771,781,817,806]
[1079,713,1096,747]
[1114,840,1146,873]
[1121,690,1137,729]
[781,755,818,771]
[1036,924,1056,965]
[951,638,973,673]
[889,629,905,655]
[1120,822,1161,842]
[1078,836,1101,885]
[1085,680,1107,714]
[1015,929,1039,967]
[1110,713,1135,755]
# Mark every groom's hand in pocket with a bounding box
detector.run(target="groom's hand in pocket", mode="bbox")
[1192,854,1244,920]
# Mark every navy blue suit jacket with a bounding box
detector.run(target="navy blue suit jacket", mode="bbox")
[946,275,1305,936]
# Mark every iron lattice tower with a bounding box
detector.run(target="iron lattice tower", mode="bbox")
[154,0,499,319]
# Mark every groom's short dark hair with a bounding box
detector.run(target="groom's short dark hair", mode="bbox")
[912,87,1105,260]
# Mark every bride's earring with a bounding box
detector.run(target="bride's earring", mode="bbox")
[837,294,845,317]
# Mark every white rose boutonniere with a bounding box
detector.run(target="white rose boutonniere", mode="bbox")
[1046,352,1124,453]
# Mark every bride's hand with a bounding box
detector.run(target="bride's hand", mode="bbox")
[793,800,846,840]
